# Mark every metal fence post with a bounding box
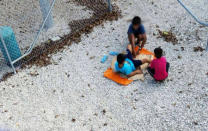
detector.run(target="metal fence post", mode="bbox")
[206,37,208,51]
[39,0,53,30]
[0,33,16,74]
[12,0,56,65]
[107,0,112,12]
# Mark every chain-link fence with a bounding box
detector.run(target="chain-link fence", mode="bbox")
[0,0,120,79]
[0,0,56,77]
[0,26,21,73]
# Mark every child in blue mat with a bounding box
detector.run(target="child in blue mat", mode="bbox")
[114,49,151,78]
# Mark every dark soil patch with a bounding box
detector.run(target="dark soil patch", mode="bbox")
[1,0,121,82]
[193,121,198,125]
[157,29,178,45]
[102,109,106,115]
[1,72,13,82]
[72,118,76,122]
[193,46,204,52]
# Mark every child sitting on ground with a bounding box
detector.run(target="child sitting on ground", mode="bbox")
[147,47,170,81]
[114,49,150,78]
[128,16,147,58]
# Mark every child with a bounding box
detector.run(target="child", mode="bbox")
[128,16,147,58]
[114,49,150,78]
[147,47,170,81]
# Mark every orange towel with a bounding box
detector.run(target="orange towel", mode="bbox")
[104,68,133,86]
[104,47,154,86]
[135,46,154,56]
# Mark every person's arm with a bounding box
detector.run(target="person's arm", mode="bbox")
[128,34,136,58]
[141,34,147,49]
[127,69,142,78]
[128,25,136,58]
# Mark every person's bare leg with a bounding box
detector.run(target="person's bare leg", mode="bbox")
[127,44,133,53]
[138,34,147,49]
[136,66,141,70]
[136,69,143,74]
[135,34,147,55]
[141,58,151,64]
[127,43,138,55]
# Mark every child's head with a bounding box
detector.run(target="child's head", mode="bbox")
[117,54,126,68]
[154,47,163,58]
[132,16,141,30]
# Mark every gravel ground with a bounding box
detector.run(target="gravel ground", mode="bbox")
[0,0,208,130]
[182,0,208,21]
[0,0,92,50]
[0,0,92,81]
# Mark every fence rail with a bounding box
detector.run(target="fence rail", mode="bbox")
[177,0,208,51]
[0,0,113,75]
[12,0,56,66]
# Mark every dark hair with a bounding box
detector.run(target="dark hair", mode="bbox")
[117,54,126,64]
[132,16,141,25]
[154,47,163,58]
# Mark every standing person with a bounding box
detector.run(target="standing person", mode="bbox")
[147,47,170,81]
[128,16,147,58]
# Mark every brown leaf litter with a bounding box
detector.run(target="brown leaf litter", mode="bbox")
[193,46,204,52]
[157,29,178,45]
[1,0,121,82]
[72,118,76,122]
[1,72,13,82]
[25,1,121,65]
